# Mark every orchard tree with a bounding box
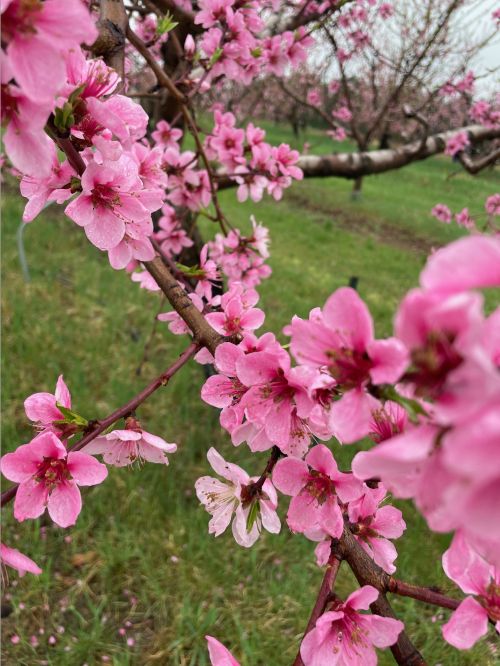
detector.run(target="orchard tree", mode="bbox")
[1,0,500,665]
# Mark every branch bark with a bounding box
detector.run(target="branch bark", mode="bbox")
[215,125,500,187]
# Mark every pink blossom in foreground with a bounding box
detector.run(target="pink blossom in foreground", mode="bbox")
[206,636,240,666]
[1,543,42,577]
[24,375,72,436]
[419,235,500,294]
[290,287,408,442]
[348,485,406,574]
[1,432,107,528]
[195,448,280,548]
[445,130,470,157]
[300,585,404,665]
[273,444,362,537]
[83,421,177,467]
[431,204,452,224]
[441,532,500,649]
[1,0,97,102]
[1,73,53,178]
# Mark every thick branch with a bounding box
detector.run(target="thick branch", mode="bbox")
[340,528,426,666]
[143,257,224,354]
[458,147,500,174]
[216,125,499,187]
[1,342,199,507]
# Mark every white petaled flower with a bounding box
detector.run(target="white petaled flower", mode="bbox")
[195,447,280,547]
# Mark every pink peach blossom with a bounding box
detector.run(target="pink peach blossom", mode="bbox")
[83,423,177,467]
[1,432,107,528]
[300,585,404,665]
[273,444,363,537]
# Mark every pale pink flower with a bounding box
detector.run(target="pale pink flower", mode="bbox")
[154,205,194,257]
[1,543,42,577]
[273,444,363,537]
[307,89,321,106]
[485,193,500,216]
[206,636,240,666]
[1,432,107,528]
[431,204,452,224]
[332,106,352,123]
[455,207,475,231]
[152,120,183,149]
[20,148,75,222]
[83,422,177,467]
[300,586,404,665]
[348,486,406,574]
[442,532,500,649]
[195,448,280,547]
[24,375,72,436]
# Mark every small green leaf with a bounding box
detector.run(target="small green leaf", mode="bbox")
[209,47,223,66]
[55,403,89,427]
[380,386,428,423]
[246,501,260,533]
[157,12,179,35]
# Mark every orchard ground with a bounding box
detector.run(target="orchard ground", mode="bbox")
[2,123,499,665]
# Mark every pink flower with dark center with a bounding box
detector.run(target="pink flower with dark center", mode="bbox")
[300,586,404,665]
[348,485,406,573]
[455,207,475,231]
[369,399,408,444]
[65,155,161,252]
[151,120,182,149]
[431,204,452,224]
[154,205,194,257]
[290,287,409,442]
[273,444,363,537]
[442,532,500,649]
[1,543,42,577]
[1,432,107,528]
[201,342,248,434]
[83,419,177,467]
[236,349,313,451]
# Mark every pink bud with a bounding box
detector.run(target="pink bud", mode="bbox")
[184,34,195,56]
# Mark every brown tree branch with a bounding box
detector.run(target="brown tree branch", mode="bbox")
[214,125,500,187]
[457,147,500,174]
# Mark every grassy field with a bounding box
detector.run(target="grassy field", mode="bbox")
[1,123,499,666]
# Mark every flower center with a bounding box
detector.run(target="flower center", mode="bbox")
[326,348,372,390]
[34,457,71,490]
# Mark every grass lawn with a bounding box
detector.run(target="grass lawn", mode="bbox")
[1,122,499,665]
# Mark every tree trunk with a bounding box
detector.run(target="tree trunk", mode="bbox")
[351,176,363,200]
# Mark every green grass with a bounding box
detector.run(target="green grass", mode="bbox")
[2,123,499,665]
